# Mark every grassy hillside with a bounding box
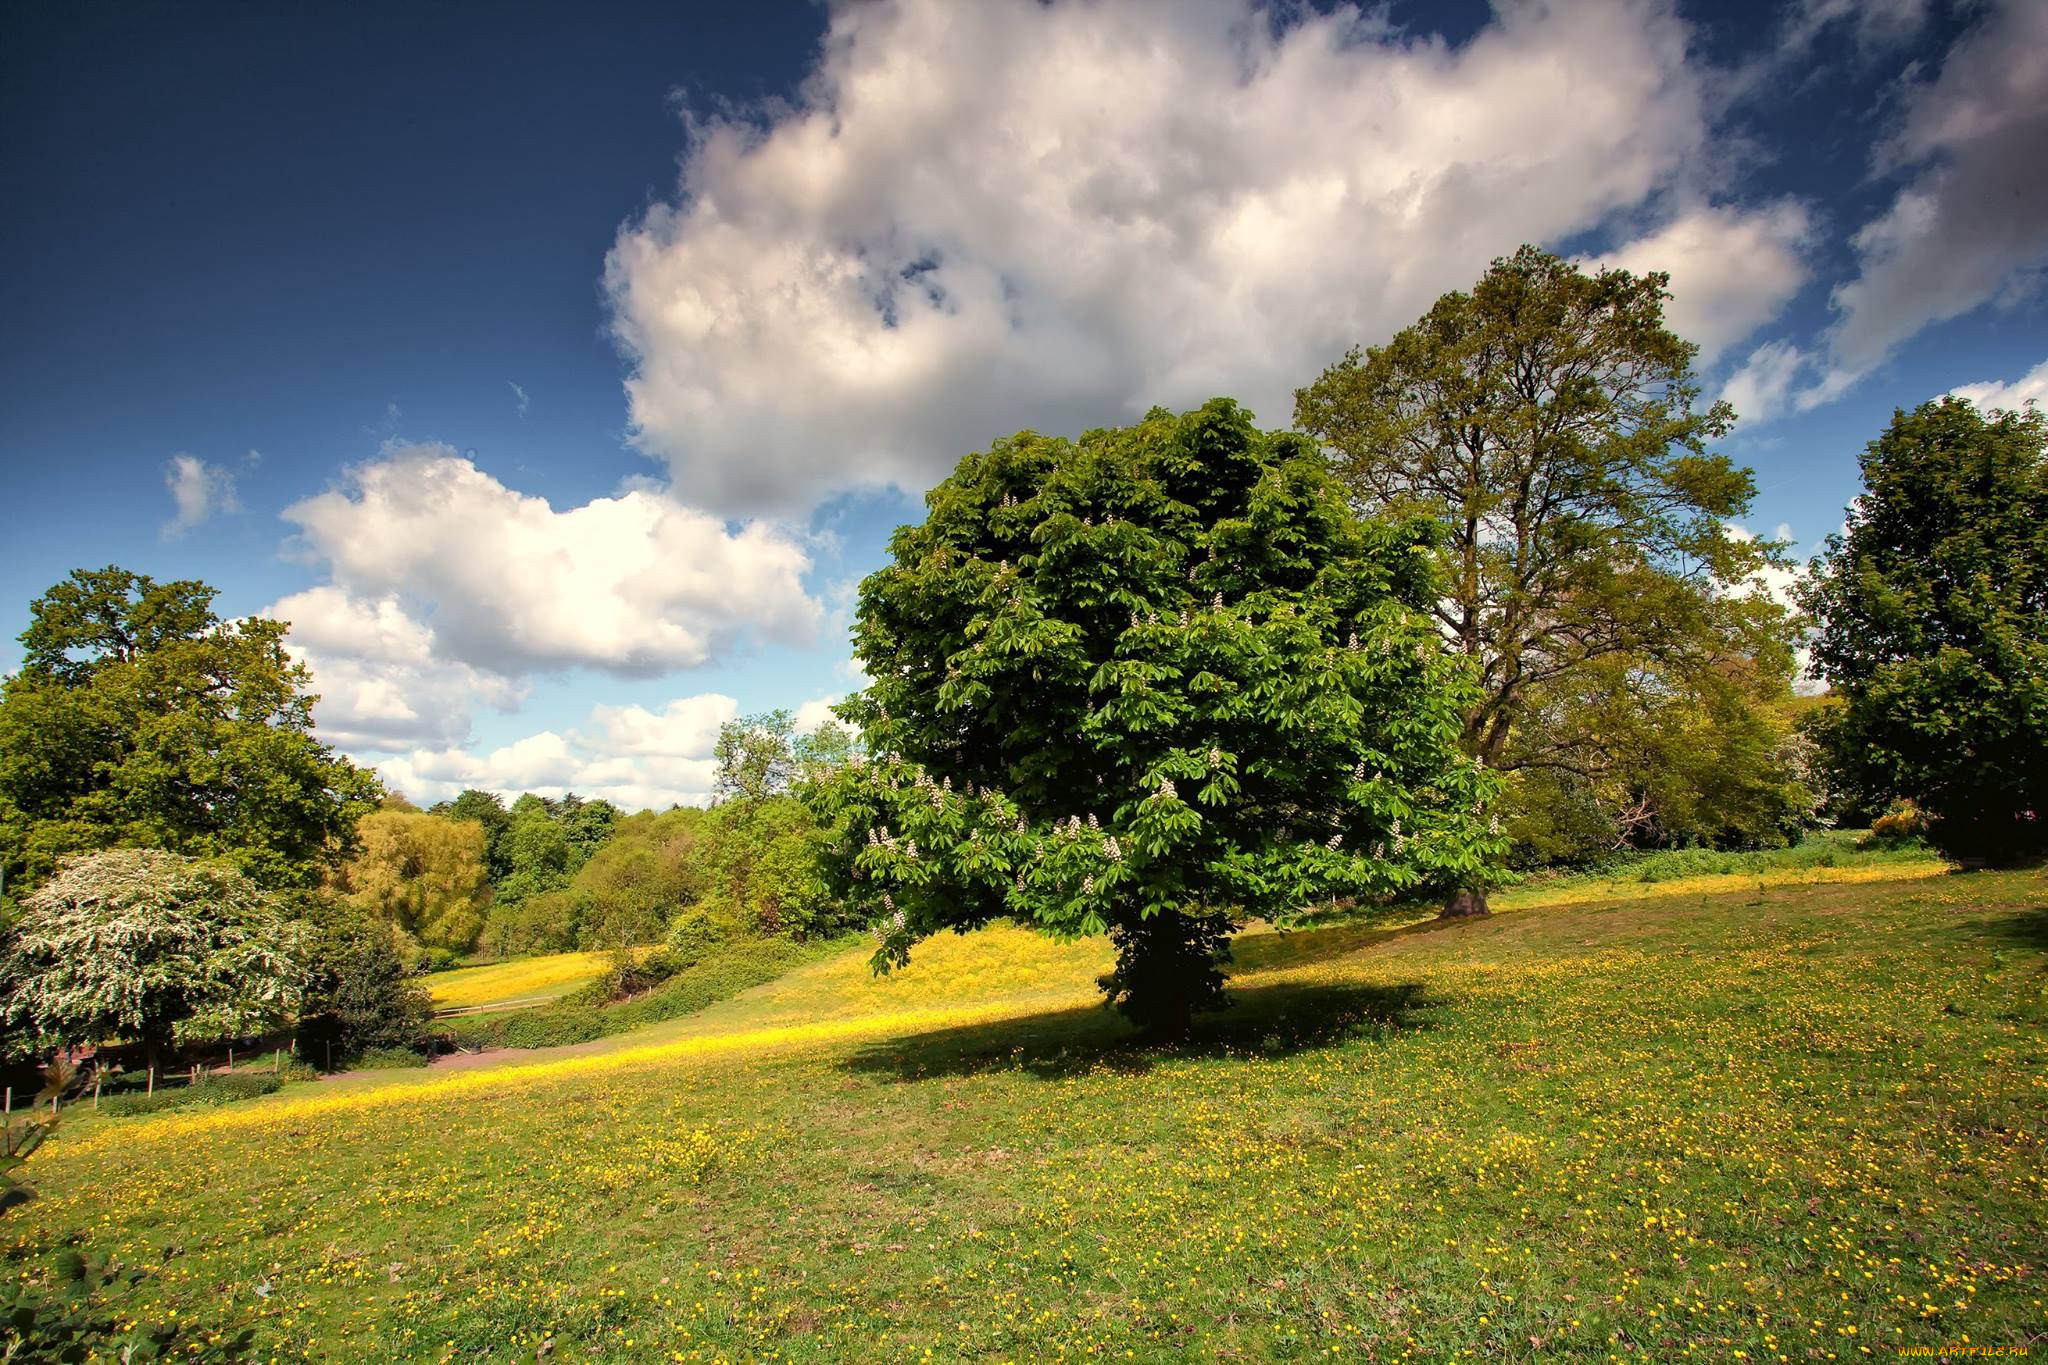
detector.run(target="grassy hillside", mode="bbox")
[428,952,618,1011]
[7,866,2044,1361]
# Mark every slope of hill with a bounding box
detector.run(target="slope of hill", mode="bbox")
[6,867,2043,1361]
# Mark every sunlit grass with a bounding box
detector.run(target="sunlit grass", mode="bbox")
[7,864,2043,1361]
[426,950,620,1010]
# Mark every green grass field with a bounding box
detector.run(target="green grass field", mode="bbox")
[6,864,2045,1361]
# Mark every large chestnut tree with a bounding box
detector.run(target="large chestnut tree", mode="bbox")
[804,400,1502,1034]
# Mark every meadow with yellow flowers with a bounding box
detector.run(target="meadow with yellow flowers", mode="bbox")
[7,866,2044,1362]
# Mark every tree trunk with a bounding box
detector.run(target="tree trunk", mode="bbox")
[1101,910,1234,1037]
[1438,887,1490,919]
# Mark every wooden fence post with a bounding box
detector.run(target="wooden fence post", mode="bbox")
[92,1071,102,1110]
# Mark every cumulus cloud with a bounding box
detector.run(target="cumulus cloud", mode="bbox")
[373,693,740,811]
[1582,200,1815,364]
[792,695,842,734]
[161,453,240,538]
[606,0,1744,515]
[269,586,526,752]
[1723,520,1806,611]
[283,443,823,679]
[273,445,822,757]
[1720,339,1812,426]
[1807,0,2048,403]
[1949,355,2048,412]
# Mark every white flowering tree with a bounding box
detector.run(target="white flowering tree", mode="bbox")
[1,849,304,1069]
[803,400,1505,1034]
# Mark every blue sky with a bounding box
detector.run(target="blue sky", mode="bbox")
[3,0,2044,809]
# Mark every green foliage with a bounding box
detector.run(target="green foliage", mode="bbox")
[454,1005,606,1051]
[484,793,622,918]
[1295,248,1802,859]
[1867,800,1932,847]
[477,797,855,955]
[97,1071,284,1117]
[294,903,434,1063]
[0,850,301,1061]
[348,1045,430,1070]
[433,788,514,880]
[1800,398,2048,865]
[714,710,856,805]
[0,1245,253,1360]
[599,937,829,1033]
[805,399,1503,1030]
[330,809,493,952]
[1502,667,1821,865]
[0,567,382,893]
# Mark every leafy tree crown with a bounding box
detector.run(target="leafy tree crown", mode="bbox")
[1,848,302,1056]
[1798,397,2047,861]
[806,400,1504,972]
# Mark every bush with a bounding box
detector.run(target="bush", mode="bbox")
[98,1072,282,1117]
[499,1007,605,1050]
[1866,800,1933,847]
[295,907,434,1066]
[445,1005,607,1052]
[349,1045,429,1070]
[594,938,830,1033]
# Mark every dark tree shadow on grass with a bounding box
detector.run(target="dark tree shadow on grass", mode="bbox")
[841,979,1431,1084]
[1975,903,2048,953]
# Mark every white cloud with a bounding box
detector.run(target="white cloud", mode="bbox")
[792,696,841,734]
[1949,355,2048,412]
[607,0,1729,515]
[282,443,823,678]
[508,381,529,417]
[1808,0,2048,403]
[581,694,738,757]
[1582,200,1815,363]
[1723,520,1805,611]
[1720,339,1812,426]
[1784,0,1935,53]
[273,445,822,757]
[372,693,739,812]
[269,587,527,752]
[162,453,240,538]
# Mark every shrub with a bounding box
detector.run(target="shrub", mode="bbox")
[98,1072,282,1117]
[497,1007,604,1050]
[1867,800,1933,847]
[295,907,434,1066]
[439,937,848,1051]
[350,1045,429,1070]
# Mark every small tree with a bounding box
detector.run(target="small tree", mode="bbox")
[0,849,302,1069]
[1799,398,2047,864]
[295,904,434,1063]
[714,711,856,807]
[805,400,1503,1034]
